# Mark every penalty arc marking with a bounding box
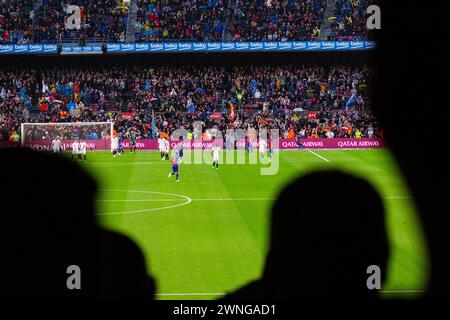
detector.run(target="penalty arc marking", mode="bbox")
[97,190,192,215]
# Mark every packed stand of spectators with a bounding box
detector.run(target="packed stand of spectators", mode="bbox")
[229,0,325,41]
[20,107,380,143]
[0,0,34,44]
[327,0,377,40]
[37,0,129,43]
[23,122,111,144]
[1,64,377,142]
[135,0,229,42]
[0,68,37,142]
[0,0,378,44]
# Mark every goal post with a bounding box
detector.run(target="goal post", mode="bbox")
[21,122,114,151]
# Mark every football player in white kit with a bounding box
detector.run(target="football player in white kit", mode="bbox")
[51,136,62,153]
[111,134,119,158]
[158,135,165,160]
[79,139,87,162]
[259,138,267,161]
[71,139,79,160]
[211,137,220,170]
[164,138,170,160]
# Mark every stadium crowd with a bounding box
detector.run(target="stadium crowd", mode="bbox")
[0,0,35,44]
[229,0,325,41]
[327,0,377,40]
[1,0,376,44]
[1,64,378,142]
[135,0,229,42]
[35,0,129,43]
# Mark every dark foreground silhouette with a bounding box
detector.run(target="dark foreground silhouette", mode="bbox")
[0,148,155,299]
[225,171,389,300]
[373,2,450,298]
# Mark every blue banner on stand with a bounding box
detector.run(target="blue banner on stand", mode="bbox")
[61,45,102,54]
[0,41,375,54]
[0,44,58,54]
[105,41,376,53]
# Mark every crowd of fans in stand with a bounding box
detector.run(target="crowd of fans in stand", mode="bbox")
[135,0,228,42]
[327,0,377,40]
[36,0,129,43]
[1,64,379,142]
[19,106,379,144]
[1,0,377,44]
[0,68,36,142]
[0,0,34,44]
[230,0,325,41]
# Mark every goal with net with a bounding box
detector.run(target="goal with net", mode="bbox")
[21,122,114,151]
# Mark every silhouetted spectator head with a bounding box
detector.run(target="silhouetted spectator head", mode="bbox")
[262,170,389,299]
[0,147,155,299]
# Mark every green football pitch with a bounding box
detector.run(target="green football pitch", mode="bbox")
[81,148,428,300]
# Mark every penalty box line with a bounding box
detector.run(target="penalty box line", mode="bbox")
[307,149,330,162]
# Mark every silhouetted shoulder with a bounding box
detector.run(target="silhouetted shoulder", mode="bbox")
[98,229,156,300]
[0,147,155,300]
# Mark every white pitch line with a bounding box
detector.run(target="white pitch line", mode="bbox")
[383,196,412,199]
[97,197,411,203]
[97,190,192,215]
[88,160,331,166]
[276,160,328,163]
[156,293,225,296]
[191,197,410,201]
[381,290,424,293]
[307,149,330,162]
[95,189,413,215]
[89,161,165,166]
[155,290,422,296]
[190,198,275,201]
[97,199,185,202]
